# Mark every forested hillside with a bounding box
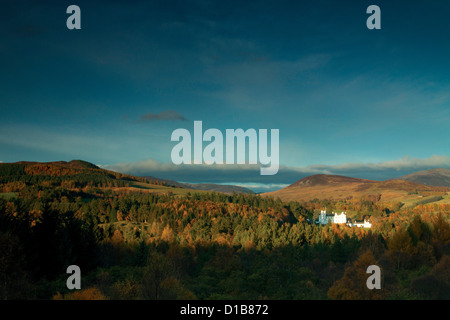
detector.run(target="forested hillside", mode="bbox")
[0,161,449,300]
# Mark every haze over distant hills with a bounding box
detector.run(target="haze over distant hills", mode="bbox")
[395,168,450,187]
[142,176,253,195]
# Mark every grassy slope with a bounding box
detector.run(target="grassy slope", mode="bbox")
[123,181,209,196]
[264,175,449,206]
[396,168,450,187]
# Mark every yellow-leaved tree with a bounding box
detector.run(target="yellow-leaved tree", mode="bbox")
[328,250,386,300]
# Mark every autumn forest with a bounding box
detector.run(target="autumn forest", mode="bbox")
[0,161,449,300]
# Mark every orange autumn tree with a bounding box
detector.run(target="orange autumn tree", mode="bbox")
[328,250,385,300]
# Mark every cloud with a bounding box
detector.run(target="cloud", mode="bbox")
[282,155,450,182]
[301,155,450,175]
[139,110,187,122]
[103,155,450,188]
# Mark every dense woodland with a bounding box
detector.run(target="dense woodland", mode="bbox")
[0,162,449,300]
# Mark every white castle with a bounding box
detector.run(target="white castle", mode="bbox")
[318,210,347,225]
[317,210,371,228]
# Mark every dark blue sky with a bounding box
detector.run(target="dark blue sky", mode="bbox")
[1,0,449,191]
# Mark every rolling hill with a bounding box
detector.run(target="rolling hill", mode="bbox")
[0,160,136,182]
[395,168,450,187]
[0,160,208,197]
[264,174,450,203]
